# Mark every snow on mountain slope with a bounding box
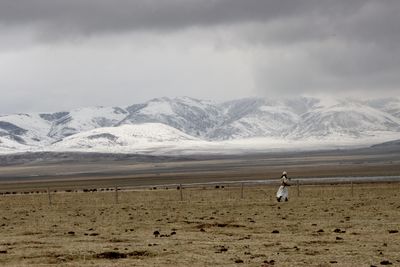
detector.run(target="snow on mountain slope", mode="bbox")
[47,106,128,140]
[288,99,400,139]
[48,123,395,156]
[207,97,317,140]
[49,123,211,154]
[0,136,31,154]
[366,98,400,119]
[121,97,222,138]
[0,96,399,155]
[0,113,53,146]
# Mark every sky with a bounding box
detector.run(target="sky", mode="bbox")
[0,0,399,114]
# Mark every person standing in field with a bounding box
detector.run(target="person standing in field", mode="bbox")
[276,171,290,202]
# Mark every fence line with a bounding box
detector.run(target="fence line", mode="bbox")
[115,185,119,204]
[47,186,52,205]
[1,176,399,201]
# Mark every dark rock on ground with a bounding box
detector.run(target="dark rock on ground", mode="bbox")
[215,245,228,253]
[96,251,127,259]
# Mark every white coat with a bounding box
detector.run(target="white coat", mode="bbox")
[276,175,290,200]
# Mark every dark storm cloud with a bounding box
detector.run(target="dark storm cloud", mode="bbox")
[0,0,399,113]
[1,0,292,35]
[1,0,399,53]
[0,0,375,37]
[1,0,399,51]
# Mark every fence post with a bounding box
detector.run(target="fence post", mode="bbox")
[241,183,244,199]
[115,186,119,204]
[297,180,300,197]
[351,181,353,197]
[179,184,183,201]
[47,187,52,205]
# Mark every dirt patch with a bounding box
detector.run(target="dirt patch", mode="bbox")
[195,222,245,229]
[95,250,154,259]
[95,251,127,259]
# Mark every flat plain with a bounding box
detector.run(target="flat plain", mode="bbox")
[1,146,400,191]
[0,183,399,266]
[0,147,399,266]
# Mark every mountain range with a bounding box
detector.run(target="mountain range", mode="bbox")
[1,96,399,155]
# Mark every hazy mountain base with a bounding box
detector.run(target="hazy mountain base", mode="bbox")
[0,184,399,266]
[0,138,399,167]
[0,151,186,166]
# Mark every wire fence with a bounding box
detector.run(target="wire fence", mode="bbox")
[1,176,399,206]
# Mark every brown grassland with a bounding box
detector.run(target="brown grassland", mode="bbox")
[0,183,399,266]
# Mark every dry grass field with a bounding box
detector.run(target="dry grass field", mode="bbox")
[0,183,399,266]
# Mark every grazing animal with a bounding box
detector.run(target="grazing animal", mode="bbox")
[153,230,160,237]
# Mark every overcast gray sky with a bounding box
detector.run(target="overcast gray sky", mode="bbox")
[0,0,399,113]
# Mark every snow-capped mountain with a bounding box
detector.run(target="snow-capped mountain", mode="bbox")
[367,98,400,119]
[0,106,128,152]
[0,113,53,147]
[49,123,210,154]
[288,99,400,139]
[0,96,399,154]
[208,97,317,140]
[120,97,222,138]
[46,106,128,140]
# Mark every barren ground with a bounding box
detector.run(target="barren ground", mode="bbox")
[0,183,399,266]
[1,149,399,191]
